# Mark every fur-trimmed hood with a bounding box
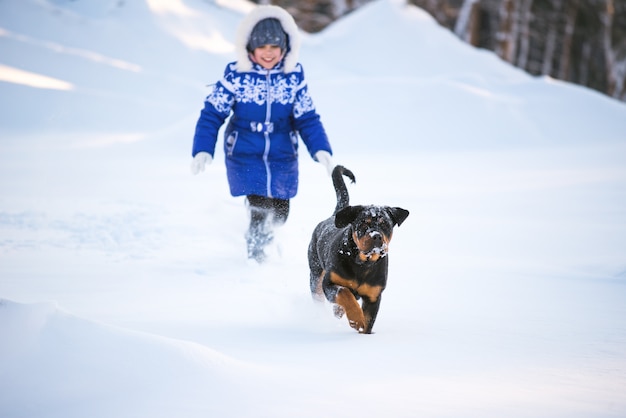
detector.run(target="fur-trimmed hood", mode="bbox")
[235,5,301,73]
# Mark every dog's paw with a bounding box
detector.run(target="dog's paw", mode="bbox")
[348,319,365,333]
[333,304,345,318]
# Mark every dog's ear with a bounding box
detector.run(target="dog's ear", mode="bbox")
[335,206,363,228]
[388,207,409,227]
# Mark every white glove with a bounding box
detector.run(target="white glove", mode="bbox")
[191,152,212,175]
[315,150,335,176]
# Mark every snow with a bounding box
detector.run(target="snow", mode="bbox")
[1,0,626,416]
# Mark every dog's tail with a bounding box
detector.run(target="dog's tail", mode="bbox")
[332,165,356,214]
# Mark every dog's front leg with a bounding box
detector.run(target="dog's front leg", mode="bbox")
[361,297,381,334]
[334,288,366,332]
[322,274,366,332]
[322,272,365,332]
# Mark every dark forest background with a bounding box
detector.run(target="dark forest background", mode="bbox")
[250,0,626,102]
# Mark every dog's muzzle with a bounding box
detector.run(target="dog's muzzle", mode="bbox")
[355,230,389,262]
[363,242,388,257]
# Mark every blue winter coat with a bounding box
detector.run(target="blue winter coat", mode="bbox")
[192,60,332,200]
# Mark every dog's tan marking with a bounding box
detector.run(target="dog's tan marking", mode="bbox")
[358,252,381,263]
[329,272,383,302]
[356,283,383,302]
[329,272,358,290]
[335,287,366,332]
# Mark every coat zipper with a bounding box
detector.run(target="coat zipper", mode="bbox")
[263,69,272,197]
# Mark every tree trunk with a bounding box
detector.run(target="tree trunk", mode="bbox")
[454,0,480,44]
[542,27,557,76]
[496,0,518,63]
[332,0,348,17]
[601,0,617,97]
[558,1,578,80]
[578,41,592,86]
[516,0,533,70]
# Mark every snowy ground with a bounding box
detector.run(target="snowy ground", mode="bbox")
[1,0,626,417]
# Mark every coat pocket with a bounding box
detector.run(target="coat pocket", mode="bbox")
[225,131,239,156]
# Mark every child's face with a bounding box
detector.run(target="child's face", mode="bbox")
[251,45,284,70]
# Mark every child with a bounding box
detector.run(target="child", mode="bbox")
[191,5,335,262]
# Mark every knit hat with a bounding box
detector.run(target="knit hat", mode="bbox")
[247,18,288,52]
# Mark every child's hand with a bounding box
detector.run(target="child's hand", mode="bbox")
[315,151,335,176]
[191,152,213,175]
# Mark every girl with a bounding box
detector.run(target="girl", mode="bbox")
[191,5,335,262]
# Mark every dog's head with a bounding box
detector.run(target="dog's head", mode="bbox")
[335,205,409,262]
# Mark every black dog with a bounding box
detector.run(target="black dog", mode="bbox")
[308,166,409,334]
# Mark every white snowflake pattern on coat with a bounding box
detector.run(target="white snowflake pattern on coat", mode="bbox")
[294,89,315,118]
[206,86,233,114]
[216,72,315,117]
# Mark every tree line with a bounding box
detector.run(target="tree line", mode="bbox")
[251,0,626,102]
